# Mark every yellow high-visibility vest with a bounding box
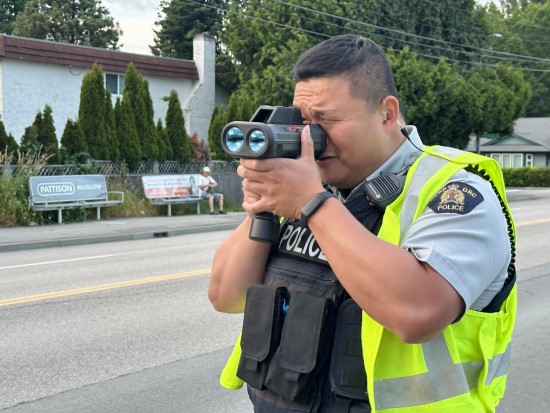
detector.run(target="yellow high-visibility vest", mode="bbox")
[220,146,517,412]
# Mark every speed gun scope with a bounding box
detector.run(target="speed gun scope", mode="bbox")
[220,105,326,159]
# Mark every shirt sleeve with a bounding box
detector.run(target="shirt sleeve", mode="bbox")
[400,170,511,311]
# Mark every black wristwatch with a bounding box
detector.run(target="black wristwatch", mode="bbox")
[300,191,336,224]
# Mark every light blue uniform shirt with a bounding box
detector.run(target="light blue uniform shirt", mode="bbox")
[366,127,511,311]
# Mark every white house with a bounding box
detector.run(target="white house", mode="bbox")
[0,33,227,144]
[467,118,550,168]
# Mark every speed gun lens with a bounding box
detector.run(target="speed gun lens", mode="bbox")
[249,130,267,153]
[225,127,245,153]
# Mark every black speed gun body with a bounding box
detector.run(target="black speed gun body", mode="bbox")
[220,105,327,244]
[220,105,326,159]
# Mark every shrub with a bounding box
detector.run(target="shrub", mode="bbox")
[0,150,50,227]
[502,167,550,187]
[100,176,159,219]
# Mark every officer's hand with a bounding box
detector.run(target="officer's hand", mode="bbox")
[239,126,325,219]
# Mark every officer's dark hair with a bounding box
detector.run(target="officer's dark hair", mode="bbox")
[293,35,399,112]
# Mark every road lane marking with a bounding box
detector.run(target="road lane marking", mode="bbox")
[516,218,550,227]
[0,268,210,307]
[1,217,548,307]
[0,255,114,271]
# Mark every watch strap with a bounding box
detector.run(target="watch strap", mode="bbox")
[300,191,335,224]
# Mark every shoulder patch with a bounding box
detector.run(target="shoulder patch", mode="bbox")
[428,182,484,215]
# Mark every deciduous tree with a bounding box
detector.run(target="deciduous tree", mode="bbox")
[508,1,550,116]
[468,64,531,138]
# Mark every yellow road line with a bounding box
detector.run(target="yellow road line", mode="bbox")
[516,218,550,227]
[0,268,210,307]
[2,217,549,307]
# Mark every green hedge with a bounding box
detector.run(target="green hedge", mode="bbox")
[502,167,550,187]
[1,161,548,227]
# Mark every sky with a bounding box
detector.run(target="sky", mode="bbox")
[102,0,161,55]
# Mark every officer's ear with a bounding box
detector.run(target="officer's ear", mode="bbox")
[380,96,399,125]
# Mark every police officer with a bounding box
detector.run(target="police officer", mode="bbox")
[209,34,516,412]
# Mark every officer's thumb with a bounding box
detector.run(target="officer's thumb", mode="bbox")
[300,125,315,161]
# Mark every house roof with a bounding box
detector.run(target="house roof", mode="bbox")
[481,139,549,153]
[478,117,550,153]
[513,117,550,147]
[0,34,199,80]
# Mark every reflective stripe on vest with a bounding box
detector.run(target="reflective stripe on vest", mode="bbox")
[220,145,516,413]
[368,145,516,412]
[374,334,511,410]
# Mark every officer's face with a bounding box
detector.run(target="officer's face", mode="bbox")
[293,75,390,190]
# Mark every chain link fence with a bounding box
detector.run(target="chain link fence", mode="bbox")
[2,160,244,205]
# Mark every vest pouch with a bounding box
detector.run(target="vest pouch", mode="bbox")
[264,291,333,402]
[329,298,369,401]
[237,284,288,390]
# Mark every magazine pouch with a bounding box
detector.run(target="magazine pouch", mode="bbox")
[264,291,332,402]
[237,284,288,390]
[329,298,368,401]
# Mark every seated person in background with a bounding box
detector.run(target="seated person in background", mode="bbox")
[199,166,226,215]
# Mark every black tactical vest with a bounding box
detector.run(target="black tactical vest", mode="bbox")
[246,187,383,413]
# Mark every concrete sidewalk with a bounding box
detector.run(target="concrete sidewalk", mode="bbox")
[3,187,545,254]
[0,212,247,253]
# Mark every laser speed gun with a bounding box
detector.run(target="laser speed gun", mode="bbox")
[219,105,326,244]
[220,105,326,159]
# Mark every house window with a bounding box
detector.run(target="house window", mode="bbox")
[105,73,125,95]
[526,154,533,167]
[490,153,524,168]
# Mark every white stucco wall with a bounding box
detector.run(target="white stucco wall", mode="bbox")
[0,58,198,144]
[0,62,3,124]
[0,58,84,142]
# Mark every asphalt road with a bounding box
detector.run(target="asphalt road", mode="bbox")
[0,231,250,412]
[496,188,550,412]
[1,188,549,412]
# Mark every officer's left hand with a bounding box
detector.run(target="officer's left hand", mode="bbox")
[239,126,326,219]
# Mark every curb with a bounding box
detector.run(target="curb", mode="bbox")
[0,221,241,253]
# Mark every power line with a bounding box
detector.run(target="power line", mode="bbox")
[176,0,550,73]
[418,0,550,36]
[270,0,550,64]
